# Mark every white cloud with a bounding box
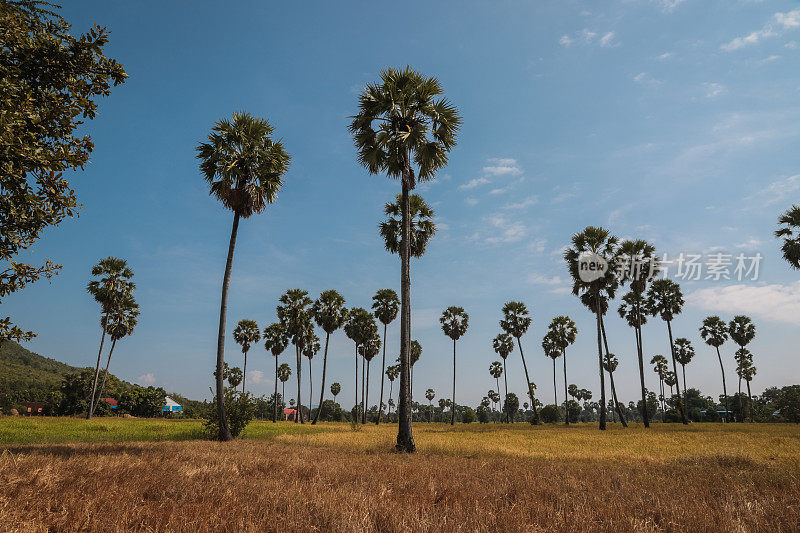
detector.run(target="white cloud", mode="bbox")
[703,82,727,98]
[559,28,619,48]
[471,215,526,245]
[489,187,508,195]
[528,272,566,286]
[559,34,574,47]
[654,0,688,12]
[249,370,265,385]
[721,9,800,51]
[459,177,490,190]
[633,72,662,86]
[746,174,800,206]
[786,41,799,50]
[504,196,539,209]
[658,52,673,60]
[137,373,156,386]
[464,197,479,207]
[599,32,617,48]
[529,238,547,253]
[483,158,522,177]
[687,282,800,326]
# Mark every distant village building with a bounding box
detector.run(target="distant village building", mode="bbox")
[163,396,183,413]
[284,408,297,421]
[100,398,118,410]
[19,402,45,415]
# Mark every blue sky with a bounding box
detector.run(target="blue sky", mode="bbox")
[6,0,800,408]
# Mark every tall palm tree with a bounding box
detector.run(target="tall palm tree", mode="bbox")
[385,364,399,419]
[410,339,422,393]
[729,316,755,421]
[736,351,757,423]
[197,112,290,441]
[86,257,135,420]
[311,290,348,425]
[541,332,561,407]
[344,307,376,423]
[372,289,399,425]
[646,279,688,425]
[492,333,514,423]
[548,315,578,425]
[618,239,659,428]
[379,193,437,257]
[263,322,289,423]
[489,361,503,413]
[651,354,669,419]
[488,390,501,421]
[700,316,730,421]
[303,330,320,422]
[330,382,341,405]
[425,388,435,422]
[351,66,461,452]
[564,226,621,430]
[232,319,260,393]
[673,338,695,406]
[359,332,381,423]
[500,302,539,424]
[775,205,800,269]
[91,292,139,417]
[440,306,469,425]
[277,289,313,424]
[277,362,291,413]
[664,371,677,399]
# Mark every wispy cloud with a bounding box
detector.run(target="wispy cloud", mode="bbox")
[464,197,479,207]
[249,370,266,385]
[504,196,539,209]
[459,177,490,190]
[745,174,800,206]
[137,373,156,386]
[560,29,619,48]
[703,82,727,98]
[721,9,800,51]
[470,214,526,244]
[483,158,522,177]
[653,0,688,12]
[633,72,662,87]
[687,282,800,326]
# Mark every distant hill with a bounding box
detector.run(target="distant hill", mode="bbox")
[0,340,84,403]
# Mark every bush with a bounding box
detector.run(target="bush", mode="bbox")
[462,407,476,423]
[204,390,255,439]
[565,400,581,423]
[476,405,490,423]
[540,404,561,423]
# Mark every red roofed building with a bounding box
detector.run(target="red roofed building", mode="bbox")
[283,408,297,421]
[100,398,118,409]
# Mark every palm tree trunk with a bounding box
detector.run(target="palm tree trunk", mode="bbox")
[503,359,510,423]
[600,317,627,427]
[295,343,303,424]
[388,380,393,420]
[594,291,607,431]
[308,355,313,422]
[563,350,569,425]
[552,358,557,407]
[87,317,108,420]
[681,363,687,410]
[213,212,239,440]
[313,333,331,425]
[91,338,117,418]
[515,338,539,424]
[242,351,247,393]
[746,380,754,423]
[634,300,650,428]
[273,355,278,423]
[361,356,366,424]
[354,343,359,420]
[396,172,415,452]
[365,359,371,423]
[450,339,456,425]
[377,324,388,425]
[665,320,688,424]
[715,346,729,422]
[738,374,743,423]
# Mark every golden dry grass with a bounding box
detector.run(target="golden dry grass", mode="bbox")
[1,422,799,532]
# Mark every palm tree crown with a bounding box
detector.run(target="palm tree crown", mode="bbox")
[263,323,289,356]
[233,319,260,354]
[700,316,728,348]
[729,315,756,347]
[371,289,399,325]
[547,315,577,352]
[380,194,436,257]
[646,279,684,322]
[493,333,515,359]
[312,290,348,334]
[618,291,648,328]
[489,361,503,380]
[440,306,469,340]
[196,112,290,218]
[500,301,532,338]
[775,205,800,269]
[674,338,695,367]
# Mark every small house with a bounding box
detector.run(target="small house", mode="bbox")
[19,402,45,415]
[163,396,183,413]
[100,398,118,410]
[283,408,297,421]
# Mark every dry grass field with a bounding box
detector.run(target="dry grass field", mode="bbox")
[1,420,799,532]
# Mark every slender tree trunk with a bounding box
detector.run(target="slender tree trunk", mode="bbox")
[313,333,331,425]
[665,320,688,424]
[495,376,500,424]
[242,351,247,393]
[563,350,569,425]
[715,346,729,422]
[681,363,687,410]
[377,323,388,425]
[429,401,433,422]
[516,338,539,424]
[594,291,607,431]
[388,380,393,420]
[600,317,627,427]
[365,359,371,423]
[396,171,415,452]
[634,300,650,428]
[213,212,239,440]
[273,354,278,423]
[308,355,313,422]
[738,374,743,423]
[361,356,366,424]
[503,359,509,423]
[87,317,108,420]
[746,380,754,423]
[91,338,117,418]
[295,343,303,424]
[451,339,457,425]
[354,343,359,419]
[552,358,557,407]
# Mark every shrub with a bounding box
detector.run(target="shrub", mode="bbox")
[476,405,490,423]
[565,400,581,423]
[204,390,255,439]
[540,404,561,423]
[462,407,476,423]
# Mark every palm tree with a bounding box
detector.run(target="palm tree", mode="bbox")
[425,388,435,422]
[232,319,260,393]
[775,205,800,269]
[440,306,469,425]
[91,292,139,417]
[492,333,514,423]
[277,362,292,413]
[673,338,695,406]
[86,257,135,420]
[359,332,381,423]
[618,239,659,428]
[386,364,399,418]
[646,279,688,425]
[488,390,500,421]
[700,316,730,421]
[263,323,289,423]
[651,355,669,419]
[311,290,348,425]
[541,332,561,407]
[730,315,756,421]
[345,308,377,423]
[197,112,290,441]
[547,315,578,425]
[372,289,399,425]
[351,67,461,452]
[499,302,539,424]
[379,193,437,257]
[410,339,422,393]
[736,351,757,422]
[664,371,677,401]
[489,361,503,413]
[330,382,341,404]
[564,226,621,430]
[277,289,314,424]
[303,330,320,422]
